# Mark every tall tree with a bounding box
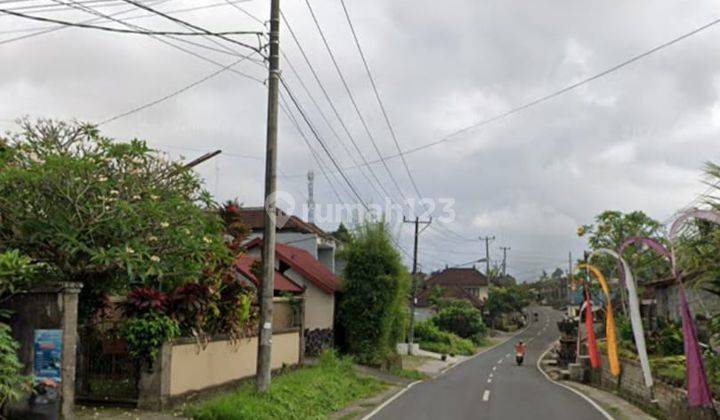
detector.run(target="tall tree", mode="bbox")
[580,210,669,284]
[337,221,409,365]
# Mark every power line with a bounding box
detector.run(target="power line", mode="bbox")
[326,15,720,168]
[302,0,409,202]
[280,76,370,212]
[338,0,422,199]
[54,0,265,83]
[279,96,346,204]
[99,52,260,125]
[0,0,255,36]
[280,49,390,203]
[280,10,395,202]
[0,7,262,37]
[117,0,261,53]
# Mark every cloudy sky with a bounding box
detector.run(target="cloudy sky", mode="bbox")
[2,0,720,280]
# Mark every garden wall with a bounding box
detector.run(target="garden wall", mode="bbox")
[588,354,720,420]
[138,328,301,409]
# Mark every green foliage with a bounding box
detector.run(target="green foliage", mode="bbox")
[119,313,180,364]
[0,119,233,312]
[0,322,31,407]
[0,249,41,298]
[579,210,668,283]
[485,285,530,321]
[414,321,475,356]
[337,221,410,365]
[187,350,385,420]
[653,321,684,356]
[332,223,353,243]
[427,285,446,308]
[431,302,487,343]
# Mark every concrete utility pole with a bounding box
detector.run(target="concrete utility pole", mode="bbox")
[500,246,511,277]
[307,170,315,224]
[479,235,495,281]
[404,216,432,353]
[568,251,573,304]
[257,0,280,394]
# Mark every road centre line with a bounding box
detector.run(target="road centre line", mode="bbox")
[482,390,490,401]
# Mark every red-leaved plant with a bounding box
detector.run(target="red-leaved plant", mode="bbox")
[123,287,169,317]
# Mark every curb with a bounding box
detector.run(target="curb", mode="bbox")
[536,338,614,420]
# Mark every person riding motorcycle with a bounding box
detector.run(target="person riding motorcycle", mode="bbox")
[515,341,526,365]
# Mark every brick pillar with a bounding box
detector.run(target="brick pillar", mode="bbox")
[60,282,82,419]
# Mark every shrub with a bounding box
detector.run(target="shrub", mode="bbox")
[651,320,684,356]
[432,303,486,343]
[0,323,30,408]
[337,222,409,365]
[414,321,475,356]
[119,313,180,365]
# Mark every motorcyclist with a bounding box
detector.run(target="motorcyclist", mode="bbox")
[515,341,526,365]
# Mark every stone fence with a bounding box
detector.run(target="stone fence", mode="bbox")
[586,354,719,420]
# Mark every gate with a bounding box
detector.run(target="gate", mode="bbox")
[75,323,139,405]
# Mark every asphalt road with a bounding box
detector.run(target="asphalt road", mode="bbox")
[371,306,609,420]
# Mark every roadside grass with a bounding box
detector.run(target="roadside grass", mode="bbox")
[389,366,428,381]
[186,351,386,420]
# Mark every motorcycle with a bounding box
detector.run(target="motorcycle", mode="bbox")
[516,353,524,365]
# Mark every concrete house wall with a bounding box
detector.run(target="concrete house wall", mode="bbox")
[245,247,334,331]
[285,268,334,330]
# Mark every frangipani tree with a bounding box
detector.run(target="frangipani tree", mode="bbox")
[621,208,718,408]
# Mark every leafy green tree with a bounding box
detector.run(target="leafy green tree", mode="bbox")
[337,221,409,365]
[332,223,353,243]
[0,120,233,318]
[485,285,530,322]
[580,210,669,283]
[432,302,486,343]
[675,162,720,300]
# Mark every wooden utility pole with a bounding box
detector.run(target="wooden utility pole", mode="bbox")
[257,0,281,394]
[404,216,431,353]
[500,246,510,277]
[479,235,495,281]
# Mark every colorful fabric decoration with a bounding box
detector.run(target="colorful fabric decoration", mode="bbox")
[584,282,601,369]
[578,263,620,376]
[590,249,653,388]
[620,211,715,408]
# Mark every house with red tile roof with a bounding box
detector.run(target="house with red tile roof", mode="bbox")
[244,238,342,355]
[235,255,304,294]
[416,266,489,311]
[236,207,343,275]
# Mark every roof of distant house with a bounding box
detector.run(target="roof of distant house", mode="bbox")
[416,284,484,309]
[236,207,337,242]
[245,238,342,294]
[425,267,489,287]
[235,255,303,293]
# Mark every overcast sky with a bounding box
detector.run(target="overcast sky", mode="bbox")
[2,0,720,281]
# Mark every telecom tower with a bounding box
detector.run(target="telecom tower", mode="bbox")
[307,170,315,224]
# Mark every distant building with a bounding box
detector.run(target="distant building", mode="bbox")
[416,266,489,310]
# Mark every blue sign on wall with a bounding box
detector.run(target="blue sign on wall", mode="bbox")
[33,329,62,385]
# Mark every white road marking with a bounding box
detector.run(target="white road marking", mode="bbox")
[482,390,490,401]
[505,353,511,357]
[492,366,497,371]
[536,339,614,420]
[489,373,493,378]
[497,359,503,364]
[487,378,492,383]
